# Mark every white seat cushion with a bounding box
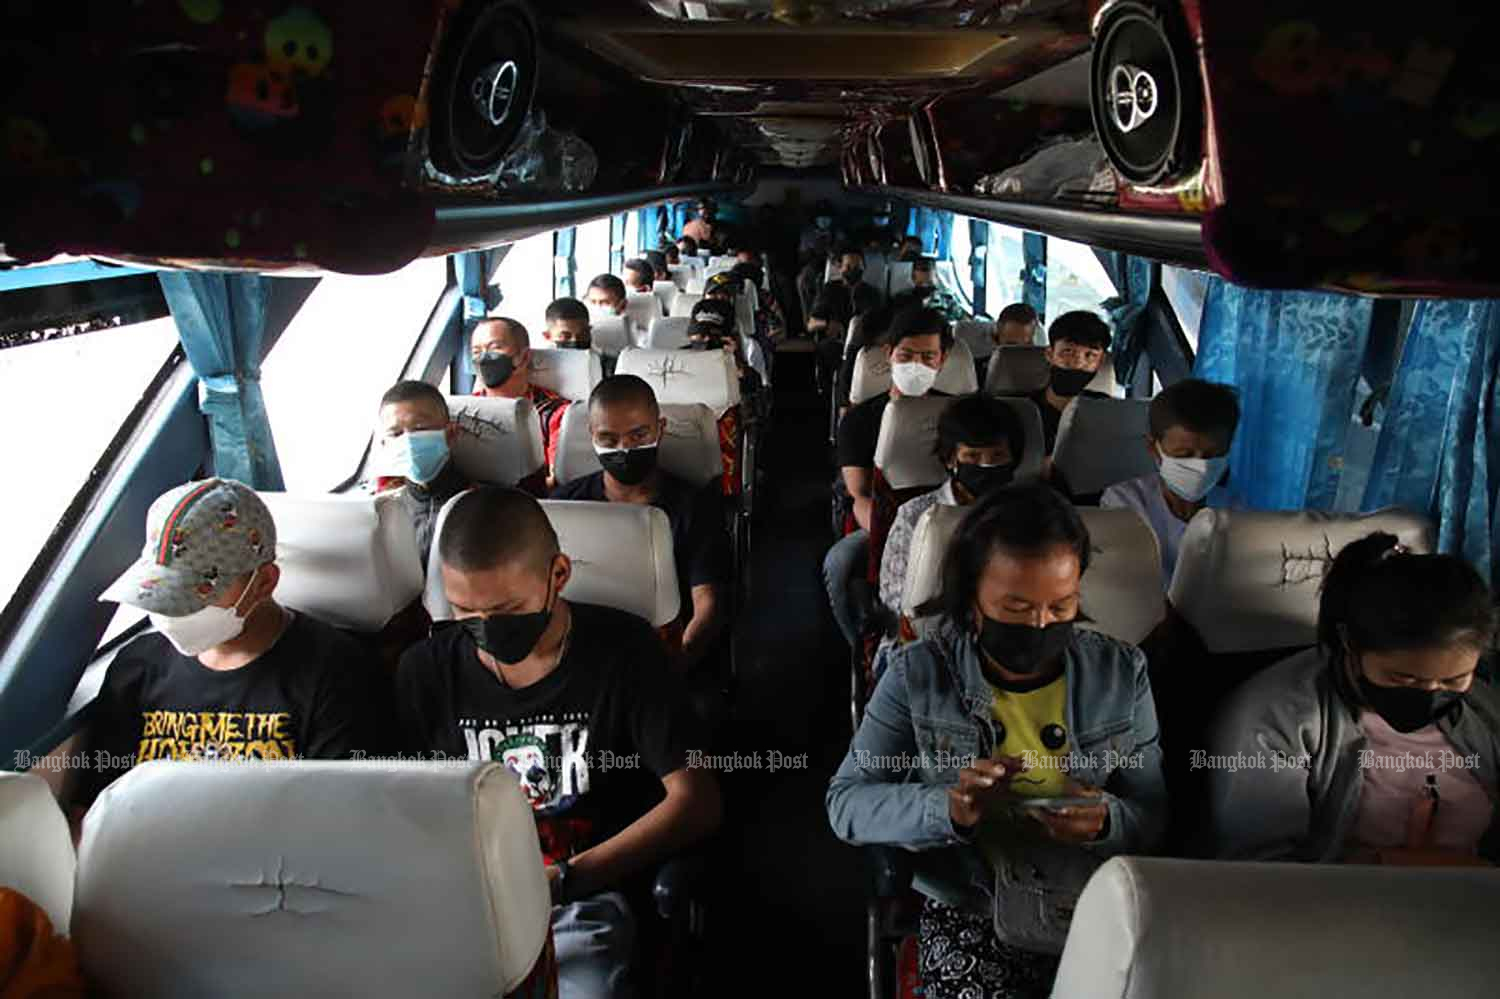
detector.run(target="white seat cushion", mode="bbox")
[624,292,662,335]
[874,396,948,492]
[615,347,740,418]
[886,261,914,297]
[0,771,75,934]
[985,345,1050,395]
[651,280,677,315]
[953,318,996,362]
[1088,360,1123,398]
[735,293,755,339]
[75,761,550,998]
[258,492,424,631]
[528,346,602,403]
[666,265,692,292]
[1054,856,1500,999]
[425,497,682,628]
[553,400,722,489]
[647,316,692,350]
[670,292,704,318]
[1053,397,1156,496]
[901,490,1155,642]
[1168,507,1434,653]
[848,340,979,406]
[445,395,546,487]
[590,315,632,358]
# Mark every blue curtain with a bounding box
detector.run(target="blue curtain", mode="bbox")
[1022,232,1047,321]
[906,207,946,257]
[968,218,989,317]
[158,272,284,490]
[669,202,692,239]
[1095,251,1156,389]
[1362,300,1500,581]
[453,251,490,394]
[639,206,664,252]
[1194,281,1373,511]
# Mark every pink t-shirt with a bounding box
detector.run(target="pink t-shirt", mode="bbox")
[1353,710,1494,852]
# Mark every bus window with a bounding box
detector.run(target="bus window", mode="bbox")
[948,219,977,311]
[574,217,612,284]
[260,256,447,492]
[493,231,555,345]
[1163,266,1210,352]
[985,225,1026,310]
[0,316,180,611]
[1045,234,1117,321]
[624,211,641,256]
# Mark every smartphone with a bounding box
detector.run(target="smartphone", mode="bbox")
[1010,796,1099,811]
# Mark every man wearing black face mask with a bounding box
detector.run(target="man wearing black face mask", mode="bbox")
[831,247,883,317]
[1026,311,1112,457]
[471,317,570,481]
[550,376,731,673]
[396,487,721,999]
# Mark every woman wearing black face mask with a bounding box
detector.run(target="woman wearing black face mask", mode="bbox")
[1210,532,1500,867]
[828,483,1167,999]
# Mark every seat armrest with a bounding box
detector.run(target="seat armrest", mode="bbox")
[865,845,914,898]
[653,851,711,920]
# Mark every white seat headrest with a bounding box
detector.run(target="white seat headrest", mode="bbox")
[590,315,632,358]
[651,280,678,315]
[0,771,75,933]
[425,497,682,628]
[1075,507,1166,644]
[445,395,546,487]
[953,318,996,361]
[863,253,888,293]
[886,261,914,297]
[735,294,755,338]
[1168,507,1434,653]
[258,492,424,631]
[528,347,602,402]
[1054,857,1500,999]
[873,396,948,492]
[847,341,979,405]
[901,501,1161,643]
[669,292,704,318]
[647,316,692,350]
[75,761,550,998]
[985,345,1050,395]
[1053,397,1156,495]
[624,292,662,334]
[666,266,691,292]
[843,314,864,350]
[615,347,740,417]
[553,401,722,489]
[1088,359,1122,398]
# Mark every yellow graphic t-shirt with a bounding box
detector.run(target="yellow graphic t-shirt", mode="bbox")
[980,675,1070,865]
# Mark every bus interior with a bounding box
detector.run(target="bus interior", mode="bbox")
[3,1,1499,997]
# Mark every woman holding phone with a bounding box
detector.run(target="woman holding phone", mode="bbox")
[826,483,1167,999]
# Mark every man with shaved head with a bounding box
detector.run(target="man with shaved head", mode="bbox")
[551,376,731,672]
[396,486,721,999]
[470,316,570,481]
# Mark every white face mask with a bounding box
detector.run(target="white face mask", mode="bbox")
[891,360,939,397]
[587,303,617,323]
[1158,454,1229,503]
[150,567,261,656]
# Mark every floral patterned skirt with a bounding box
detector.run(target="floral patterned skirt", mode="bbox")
[917,898,1060,999]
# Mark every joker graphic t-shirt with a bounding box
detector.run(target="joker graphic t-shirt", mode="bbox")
[395,601,701,863]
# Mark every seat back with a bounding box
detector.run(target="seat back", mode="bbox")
[589,315,632,359]
[528,347,602,402]
[624,292,662,335]
[651,280,678,315]
[258,492,425,631]
[75,761,554,998]
[1053,857,1500,999]
[647,316,692,350]
[847,340,980,406]
[615,347,740,419]
[1088,359,1122,398]
[886,261,914,297]
[984,345,1050,395]
[864,253,889,295]
[1168,508,1434,654]
[0,771,75,934]
[552,401,722,490]
[666,265,692,291]
[670,291,704,318]
[953,318,996,363]
[1053,397,1156,496]
[901,501,1162,644]
[873,396,948,492]
[425,497,681,628]
[445,395,546,487]
[735,291,755,339]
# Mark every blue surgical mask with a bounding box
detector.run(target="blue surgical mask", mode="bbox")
[380,428,450,485]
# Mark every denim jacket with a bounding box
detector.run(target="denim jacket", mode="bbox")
[1209,648,1500,862]
[826,620,1168,913]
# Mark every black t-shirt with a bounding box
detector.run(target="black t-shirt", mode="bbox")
[85,612,383,796]
[394,601,700,863]
[1028,388,1108,455]
[550,470,732,619]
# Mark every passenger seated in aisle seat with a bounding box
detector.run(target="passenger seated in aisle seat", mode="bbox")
[82,480,383,803]
[824,306,951,648]
[897,234,924,262]
[910,256,965,323]
[703,270,740,304]
[1101,379,1240,588]
[663,243,681,266]
[682,199,717,246]
[585,274,628,320]
[646,250,670,282]
[1028,310,1111,456]
[994,302,1040,347]
[372,380,469,565]
[1210,533,1500,866]
[830,246,883,316]
[878,395,1026,619]
[396,487,722,999]
[675,235,699,260]
[623,258,654,295]
[687,298,761,396]
[550,376,732,672]
[471,317,570,480]
[827,484,1166,999]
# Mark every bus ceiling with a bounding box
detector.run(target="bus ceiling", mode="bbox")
[2,1,1497,296]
